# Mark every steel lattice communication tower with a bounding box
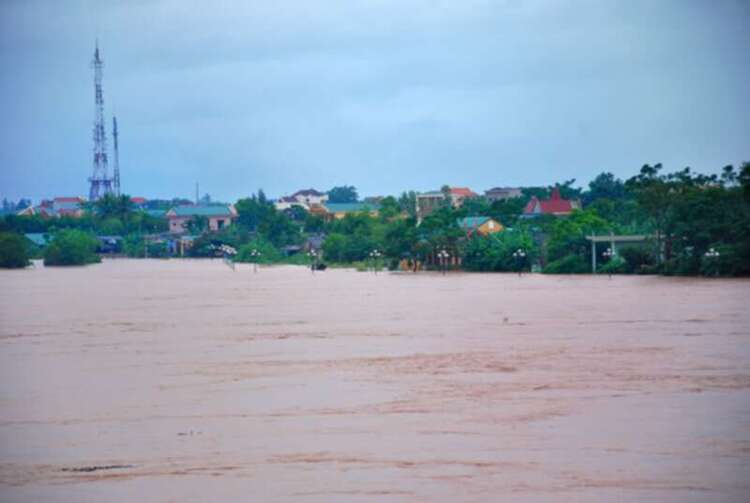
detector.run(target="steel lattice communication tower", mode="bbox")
[112,116,121,196]
[88,42,114,201]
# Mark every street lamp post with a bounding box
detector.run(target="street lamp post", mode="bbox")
[368,249,382,274]
[308,249,318,274]
[704,247,720,276]
[437,249,450,275]
[512,248,526,277]
[249,249,261,273]
[602,247,615,279]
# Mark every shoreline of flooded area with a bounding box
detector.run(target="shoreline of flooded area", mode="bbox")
[1,259,749,502]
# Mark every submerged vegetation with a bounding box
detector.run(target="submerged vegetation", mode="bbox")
[43,229,101,266]
[0,232,30,268]
[1,163,748,276]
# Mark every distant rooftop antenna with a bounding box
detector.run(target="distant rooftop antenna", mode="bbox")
[88,41,114,201]
[195,181,199,205]
[112,116,121,196]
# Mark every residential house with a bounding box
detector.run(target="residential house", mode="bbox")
[18,197,85,218]
[274,188,329,211]
[522,187,580,217]
[144,209,167,219]
[293,189,328,206]
[130,197,148,208]
[485,187,522,202]
[416,187,478,220]
[166,204,238,234]
[447,187,478,206]
[457,216,504,237]
[274,196,304,211]
[415,191,444,220]
[24,233,52,248]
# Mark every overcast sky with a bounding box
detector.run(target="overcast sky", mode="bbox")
[1,0,748,202]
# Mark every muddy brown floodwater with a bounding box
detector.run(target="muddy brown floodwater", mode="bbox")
[1,259,749,502]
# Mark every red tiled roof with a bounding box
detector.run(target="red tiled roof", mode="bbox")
[523,187,574,215]
[131,197,147,204]
[449,187,477,197]
[54,196,84,203]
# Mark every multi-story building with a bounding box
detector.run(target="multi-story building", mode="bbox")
[485,187,522,202]
[416,187,477,220]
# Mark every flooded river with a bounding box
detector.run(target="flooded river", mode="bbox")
[1,259,749,502]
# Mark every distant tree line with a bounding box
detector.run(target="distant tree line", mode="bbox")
[1,163,748,275]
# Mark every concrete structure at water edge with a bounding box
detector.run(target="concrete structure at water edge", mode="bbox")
[586,233,658,273]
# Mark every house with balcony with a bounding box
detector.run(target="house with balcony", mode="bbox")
[485,187,522,202]
[416,187,478,220]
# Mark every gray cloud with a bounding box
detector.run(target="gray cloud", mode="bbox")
[1,0,748,202]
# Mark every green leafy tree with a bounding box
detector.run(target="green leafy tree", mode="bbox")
[618,245,657,274]
[462,231,536,272]
[322,233,347,262]
[488,197,527,228]
[43,229,101,266]
[99,217,125,236]
[235,191,299,247]
[397,191,417,217]
[460,197,490,217]
[0,232,30,268]
[187,215,209,235]
[304,213,325,233]
[378,196,400,221]
[626,163,750,275]
[94,194,135,222]
[327,186,358,203]
[235,238,283,264]
[545,209,608,266]
[584,172,626,205]
[740,162,750,202]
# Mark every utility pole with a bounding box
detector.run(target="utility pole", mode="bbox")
[112,116,121,196]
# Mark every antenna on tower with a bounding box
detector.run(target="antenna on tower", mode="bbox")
[112,116,121,196]
[195,182,199,205]
[88,41,113,201]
